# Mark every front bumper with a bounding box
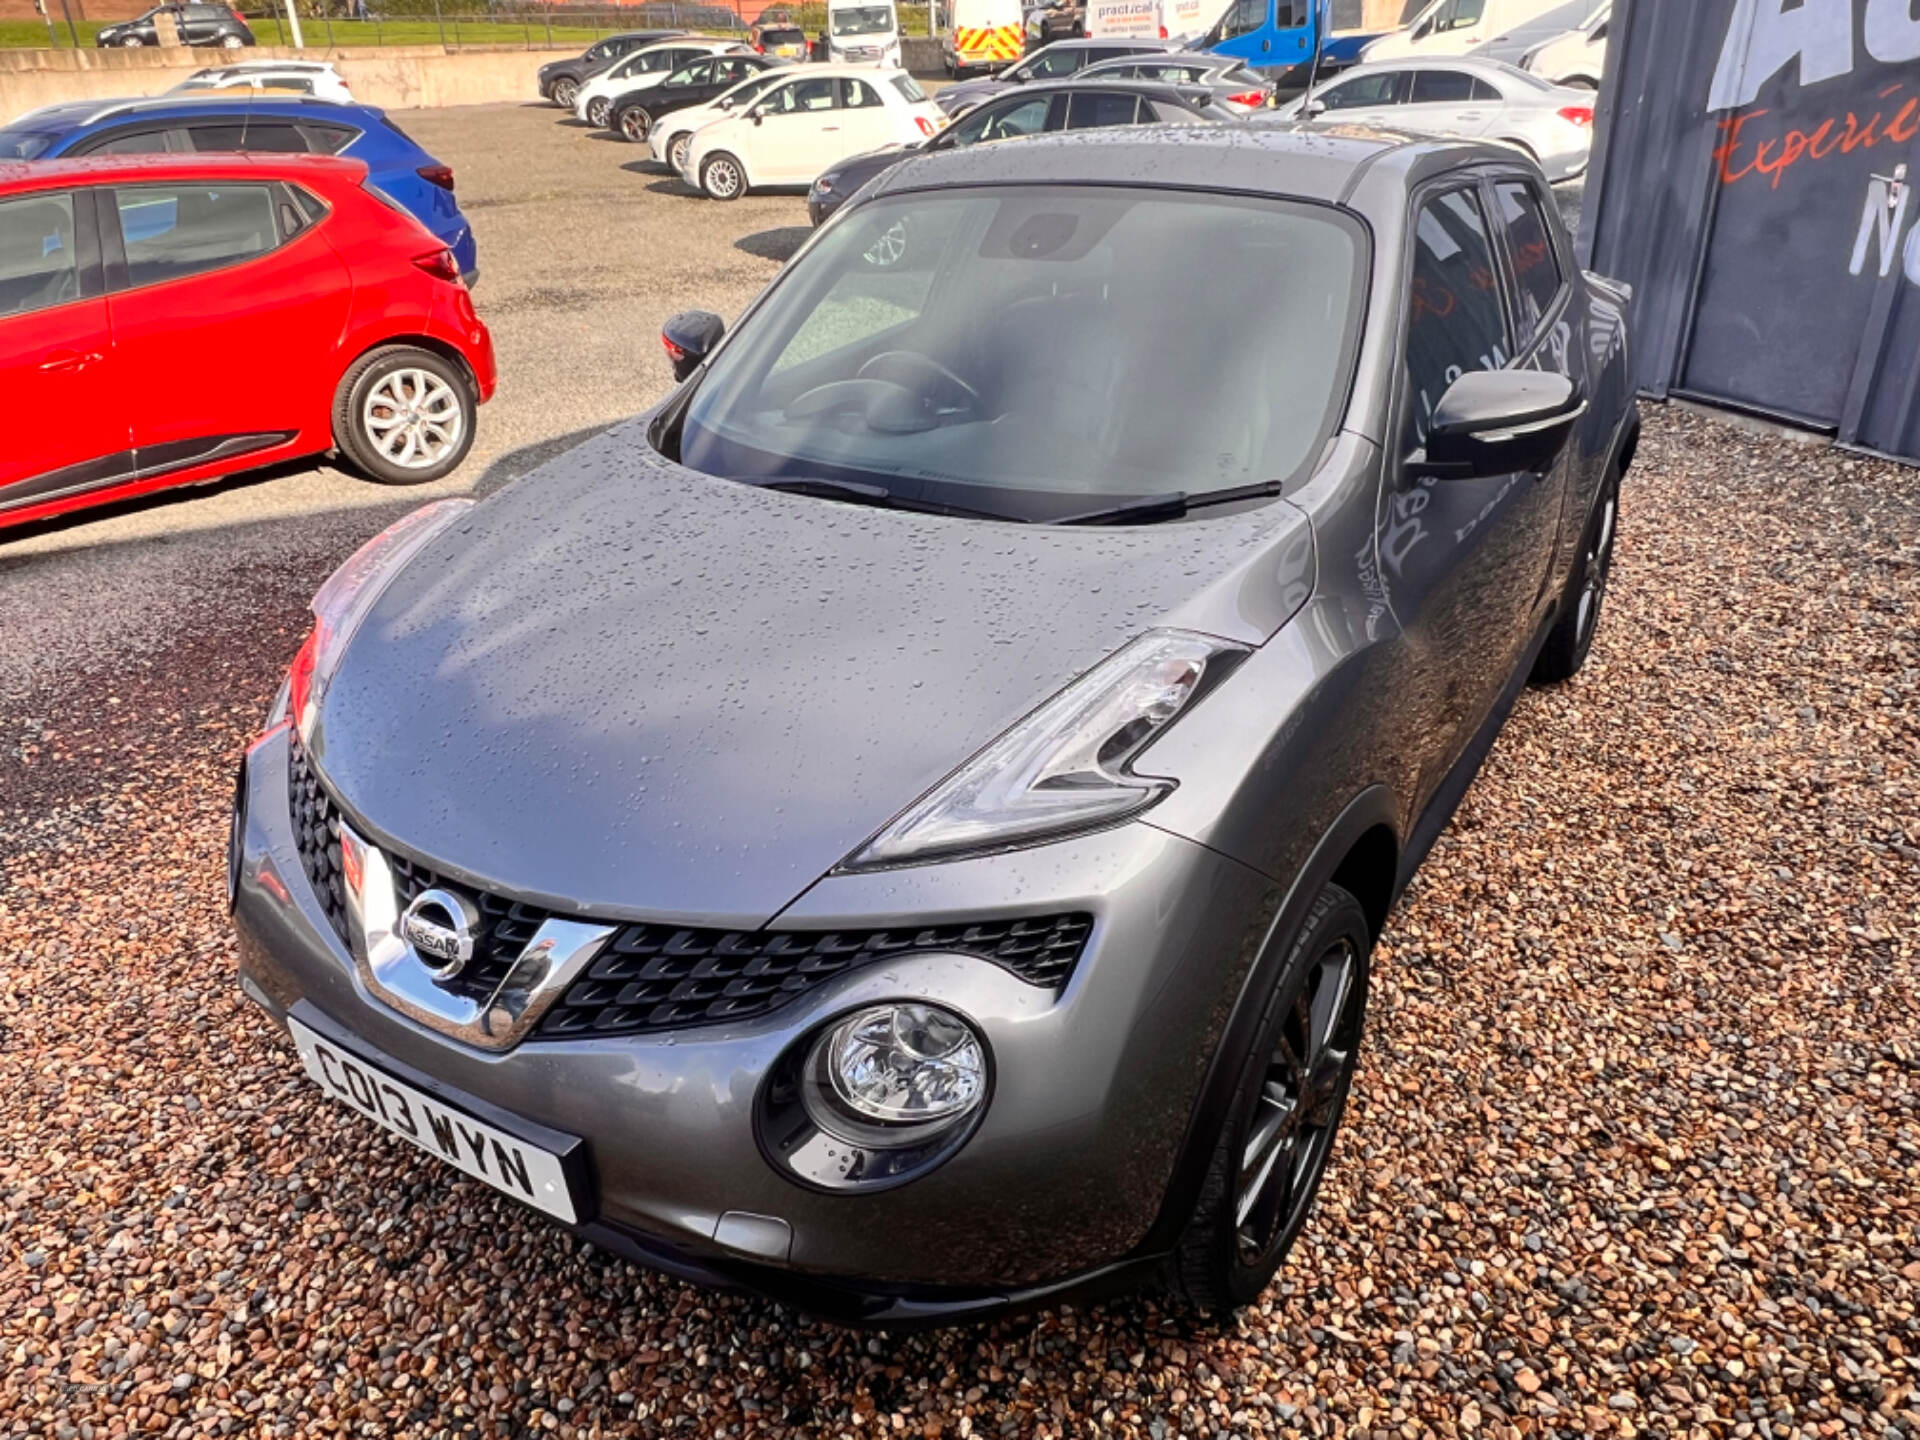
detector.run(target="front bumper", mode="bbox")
[232,724,1279,1317]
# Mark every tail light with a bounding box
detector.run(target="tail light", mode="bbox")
[229,6,244,19]
[412,248,462,283]
[1227,90,1266,107]
[915,114,937,136]
[661,332,688,364]
[416,163,456,191]
[1558,105,1594,127]
[1159,24,1168,36]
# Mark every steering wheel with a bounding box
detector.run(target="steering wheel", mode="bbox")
[856,350,983,420]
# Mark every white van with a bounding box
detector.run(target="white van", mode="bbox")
[1085,0,1221,40]
[936,0,1025,74]
[1362,0,1573,63]
[825,0,903,67]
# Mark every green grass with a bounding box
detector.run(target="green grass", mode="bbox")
[3,19,109,47]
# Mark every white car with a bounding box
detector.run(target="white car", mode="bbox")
[1363,0,1575,63]
[650,66,800,179]
[1523,3,1608,88]
[1280,56,1594,182]
[169,60,353,104]
[573,38,747,129]
[683,66,943,201]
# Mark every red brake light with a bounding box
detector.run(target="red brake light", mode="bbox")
[1227,90,1265,107]
[416,163,455,191]
[661,332,687,363]
[1159,24,1168,36]
[285,625,322,736]
[1558,105,1594,127]
[411,248,461,283]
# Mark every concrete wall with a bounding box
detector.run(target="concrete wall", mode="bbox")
[0,42,559,119]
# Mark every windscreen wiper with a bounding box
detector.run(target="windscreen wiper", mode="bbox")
[747,477,1016,522]
[1049,479,1287,526]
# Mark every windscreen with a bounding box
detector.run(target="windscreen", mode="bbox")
[831,5,895,34]
[679,185,1364,523]
[0,130,58,160]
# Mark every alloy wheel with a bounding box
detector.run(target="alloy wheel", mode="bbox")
[620,107,650,142]
[704,157,742,199]
[360,368,464,471]
[587,98,610,128]
[1575,488,1619,645]
[669,134,691,174]
[554,79,578,108]
[1233,937,1364,1264]
[221,32,243,47]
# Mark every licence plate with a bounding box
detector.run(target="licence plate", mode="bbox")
[289,1018,580,1222]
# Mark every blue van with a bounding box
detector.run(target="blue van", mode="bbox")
[1202,0,1378,79]
[0,95,478,283]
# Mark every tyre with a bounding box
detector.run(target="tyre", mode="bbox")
[331,346,476,486]
[667,131,692,175]
[220,31,244,47]
[700,151,746,201]
[552,77,579,109]
[616,104,652,143]
[1532,465,1620,684]
[586,96,611,129]
[120,34,145,46]
[1173,883,1372,1315]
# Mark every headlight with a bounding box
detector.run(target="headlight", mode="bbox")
[845,629,1246,868]
[284,499,472,744]
[760,1002,992,1190]
[820,1004,985,1124]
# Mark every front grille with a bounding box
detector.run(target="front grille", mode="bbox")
[284,735,1092,1037]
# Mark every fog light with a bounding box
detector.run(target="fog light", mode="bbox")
[822,1004,985,1125]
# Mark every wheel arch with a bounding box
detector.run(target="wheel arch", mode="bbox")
[1134,784,1403,1261]
[339,332,481,402]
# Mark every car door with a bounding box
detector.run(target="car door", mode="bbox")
[750,75,843,182]
[1207,0,1311,69]
[1312,69,1408,122]
[938,90,1059,148]
[180,4,223,43]
[67,123,190,156]
[1063,88,1147,129]
[1386,180,1563,796]
[1404,68,1497,137]
[0,188,127,503]
[1416,0,1491,52]
[102,180,351,472]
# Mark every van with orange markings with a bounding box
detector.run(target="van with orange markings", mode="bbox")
[937,0,1025,75]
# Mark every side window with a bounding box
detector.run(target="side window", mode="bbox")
[1408,69,1477,104]
[840,77,883,108]
[82,127,177,156]
[715,57,753,83]
[1320,71,1402,109]
[1065,90,1142,128]
[1220,0,1269,39]
[1275,0,1306,25]
[951,93,1053,144]
[1025,48,1081,77]
[1469,77,1499,101]
[0,192,81,318]
[1431,0,1486,30]
[189,122,311,153]
[113,184,279,289]
[1493,180,1564,340]
[669,60,714,86]
[298,122,358,154]
[1403,186,1510,453]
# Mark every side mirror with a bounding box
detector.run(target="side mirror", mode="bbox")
[1415,370,1585,480]
[1303,98,1326,117]
[661,309,726,382]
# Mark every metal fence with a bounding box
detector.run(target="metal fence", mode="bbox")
[1581,0,1920,465]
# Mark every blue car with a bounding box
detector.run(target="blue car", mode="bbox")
[0,95,478,283]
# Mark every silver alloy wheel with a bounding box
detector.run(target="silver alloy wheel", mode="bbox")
[1575,490,1618,644]
[703,155,742,199]
[587,97,610,128]
[1233,937,1362,1263]
[669,133,691,174]
[360,368,464,471]
[554,78,578,108]
[221,32,244,46]
[121,34,144,45]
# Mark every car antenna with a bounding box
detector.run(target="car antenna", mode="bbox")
[1299,0,1325,113]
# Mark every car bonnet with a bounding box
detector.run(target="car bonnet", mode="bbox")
[306,421,1314,926]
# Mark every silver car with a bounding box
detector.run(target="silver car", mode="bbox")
[1277,55,1596,182]
[231,125,1638,1324]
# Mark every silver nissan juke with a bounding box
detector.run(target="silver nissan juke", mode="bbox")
[230,125,1638,1325]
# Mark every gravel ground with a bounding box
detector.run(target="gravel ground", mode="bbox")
[3,107,1918,1440]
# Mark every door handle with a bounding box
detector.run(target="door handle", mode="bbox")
[822,124,840,130]
[1261,39,1271,50]
[38,350,102,373]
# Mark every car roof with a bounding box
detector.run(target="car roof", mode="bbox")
[0,151,366,195]
[763,62,915,78]
[1334,54,1540,76]
[193,59,337,73]
[1081,50,1243,69]
[5,94,380,130]
[864,123,1502,206]
[1004,78,1225,105]
[1038,36,1175,49]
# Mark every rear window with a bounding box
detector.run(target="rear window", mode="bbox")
[762,26,805,42]
[890,74,927,103]
[0,129,59,160]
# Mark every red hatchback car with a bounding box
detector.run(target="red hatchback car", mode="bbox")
[0,152,495,534]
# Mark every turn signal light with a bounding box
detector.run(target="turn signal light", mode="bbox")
[417,163,456,190]
[1558,105,1594,127]
[915,114,937,136]
[411,248,461,283]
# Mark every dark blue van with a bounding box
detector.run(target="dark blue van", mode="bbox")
[0,95,478,283]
